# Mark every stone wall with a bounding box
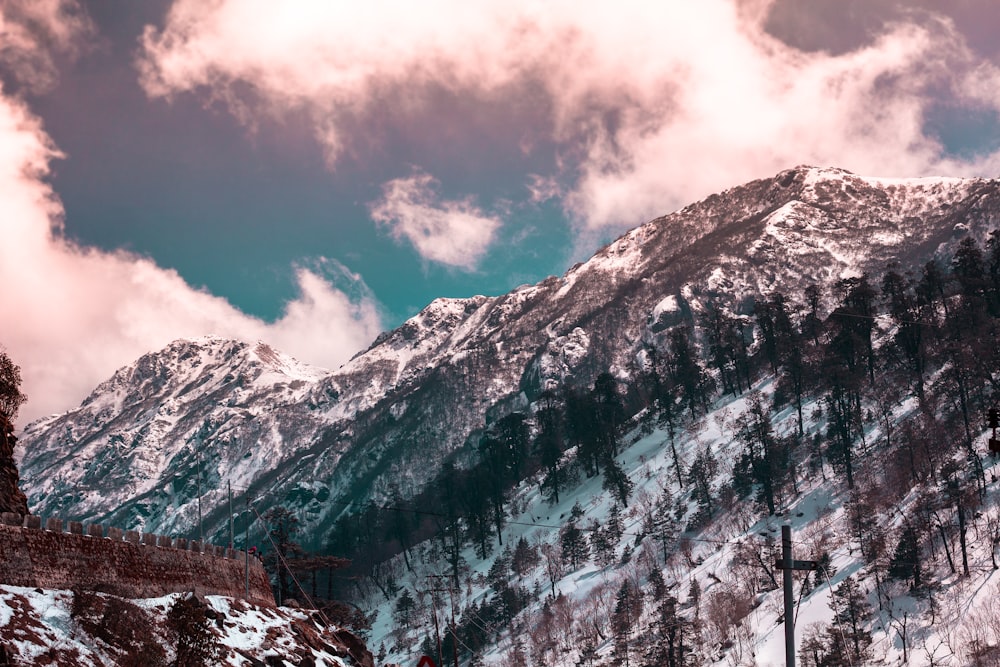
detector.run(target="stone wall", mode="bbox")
[0,513,274,607]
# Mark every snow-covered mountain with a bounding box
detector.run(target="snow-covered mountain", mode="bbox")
[17,165,1000,548]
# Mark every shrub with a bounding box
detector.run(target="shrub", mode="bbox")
[167,594,225,667]
[70,587,166,665]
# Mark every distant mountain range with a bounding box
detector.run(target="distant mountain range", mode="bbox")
[18,165,1000,548]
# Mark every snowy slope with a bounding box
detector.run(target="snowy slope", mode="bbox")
[17,166,1000,551]
[370,378,1000,667]
[0,587,368,666]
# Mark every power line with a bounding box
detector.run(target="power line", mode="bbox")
[247,502,370,667]
[819,563,856,667]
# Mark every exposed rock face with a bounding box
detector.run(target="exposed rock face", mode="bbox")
[0,417,28,516]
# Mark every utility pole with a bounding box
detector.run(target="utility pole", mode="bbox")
[988,408,1000,454]
[244,493,251,601]
[428,589,444,667]
[196,446,204,545]
[774,523,818,667]
[228,480,234,551]
[428,575,460,667]
[448,584,459,667]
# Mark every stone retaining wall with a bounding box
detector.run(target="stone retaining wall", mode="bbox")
[0,512,274,607]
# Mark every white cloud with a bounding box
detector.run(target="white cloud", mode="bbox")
[526,174,562,204]
[0,0,94,91]
[369,171,501,269]
[138,0,1000,232]
[0,76,382,424]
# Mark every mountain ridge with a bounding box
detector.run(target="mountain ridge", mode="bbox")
[17,165,1000,549]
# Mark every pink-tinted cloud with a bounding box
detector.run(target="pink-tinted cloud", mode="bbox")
[139,0,1000,233]
[369,171,501,269]
[0,15,383,422]
[0,0,94,91]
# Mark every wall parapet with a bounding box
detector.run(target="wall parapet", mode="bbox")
[0,513,273,607]
[0,512,243,558]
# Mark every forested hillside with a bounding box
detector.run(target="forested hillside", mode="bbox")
[345,232,1000,666]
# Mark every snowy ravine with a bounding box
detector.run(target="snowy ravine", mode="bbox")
[17,166,1000,552]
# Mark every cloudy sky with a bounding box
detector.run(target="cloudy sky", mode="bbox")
[2,0,1000,422]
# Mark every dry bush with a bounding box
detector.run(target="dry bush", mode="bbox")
[70,587,166,666]
[167,594,225,667]
[960,593,1000,666]
[704,584,753,645]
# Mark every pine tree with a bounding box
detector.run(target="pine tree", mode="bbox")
[0,349,26,422]
[435,462,466,586]
[462,466,494,559]
[668,327,712,417]
[953,237,988,306]
[649,566,667,601]
[801,283,823,347]
[734,391,783,515]
[472,411,532,551]
[535,391,567,504]
[612,580,643,667]
[821,332,862,490]
[647,491,678,564]
[687,446,717,527]
[0,347,28,516]
[986,229,1000,314]
[479,432,510,545]
[607,502,625,543]
[385,487,417,571]
[701,302,740,396]
[560,521,589,570]
[592,372,625,459]
[827,575,873,664]
[511,536,540,576]
[603,457,634,507]
[882,262,928,398]
[564,386,602,477]
[888,524,921,590]
[646,594,690,667]
[590,521,615,567]
[393,588,417,629]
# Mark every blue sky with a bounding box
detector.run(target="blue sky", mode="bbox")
[28,1,576,323]
[2,0,1000,420]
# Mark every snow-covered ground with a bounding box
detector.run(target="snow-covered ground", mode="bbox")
[0,586,361,666]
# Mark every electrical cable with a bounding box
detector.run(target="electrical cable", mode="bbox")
[248,501,369,667]
[819,563,856,667]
